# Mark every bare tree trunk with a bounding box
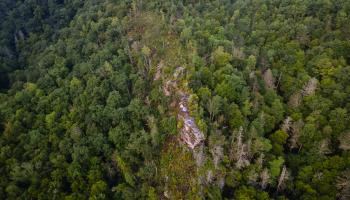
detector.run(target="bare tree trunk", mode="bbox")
[277,165,288,192]
[260,168,270,189]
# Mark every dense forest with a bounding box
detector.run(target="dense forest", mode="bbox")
[0,0,349,199]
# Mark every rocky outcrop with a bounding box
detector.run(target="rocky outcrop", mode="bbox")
[178,92,205,149]
[163,67,205,150]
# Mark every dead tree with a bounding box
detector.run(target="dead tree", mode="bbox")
[277,165,288,192]
[301,77,318,97]
[339,132,350,151]
[336,170,350,200]
[263,69,275,89]
[231,127,250,169]
[289,119,304,149]
[260,168,270,189]
[281,116,292,133]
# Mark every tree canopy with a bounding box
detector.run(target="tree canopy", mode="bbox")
[0,0,349,199]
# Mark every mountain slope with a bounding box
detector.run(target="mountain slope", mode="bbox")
[0,0,349,199]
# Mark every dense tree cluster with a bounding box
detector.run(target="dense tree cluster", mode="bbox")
[0,0,349,199]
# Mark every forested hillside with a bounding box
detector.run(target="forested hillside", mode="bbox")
[0,0,349,199]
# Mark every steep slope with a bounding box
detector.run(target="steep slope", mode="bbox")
[0,0,350,199]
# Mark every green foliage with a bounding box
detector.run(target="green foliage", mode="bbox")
[114,153,135,187]
[269,130,288,155]
[212,46,232,67]
[160,141,199,199]
[269,157,285,181]
[234,186,270,200]
[89,181,107,200]
[0,0,349,199]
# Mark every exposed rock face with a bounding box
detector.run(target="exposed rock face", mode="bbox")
[178,93,205,149]
[161,66,206,198]
[163,67,205,150]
